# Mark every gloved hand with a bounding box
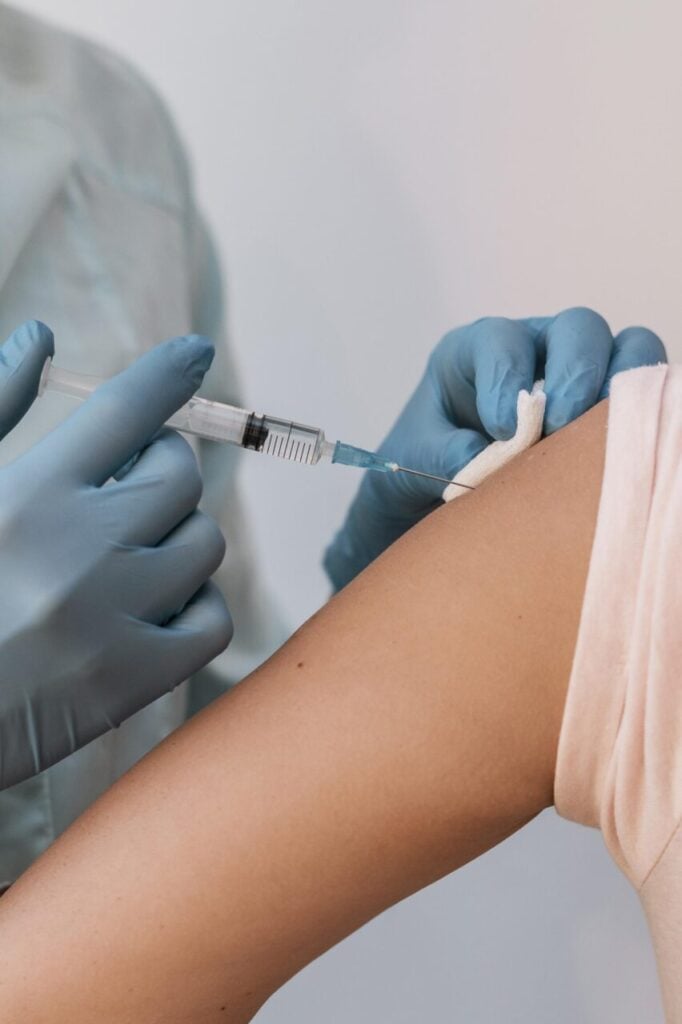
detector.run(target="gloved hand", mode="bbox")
[0,320,232,790]
[324,307,666,589]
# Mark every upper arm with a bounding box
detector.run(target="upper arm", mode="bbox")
[0,401,608,1024]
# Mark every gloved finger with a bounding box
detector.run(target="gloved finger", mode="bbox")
[103,582,233,729]
[151,580,233,687]
[379,379,489,509]
[599,326,667,398]
[517,315,553,339]
[541,307,613,434]
[0,320,54,441]
[410,417,488,506]
[441,424,488,477]
[42,334,214,486]
[439,318,536,440]
[105,429,203,546]
[121,511,226,624]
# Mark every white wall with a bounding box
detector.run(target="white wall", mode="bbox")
[19,2,677,1019]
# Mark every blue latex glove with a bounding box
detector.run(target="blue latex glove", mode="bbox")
[0,321,232,790]
[324,307,666,589]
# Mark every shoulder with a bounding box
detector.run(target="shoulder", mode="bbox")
[0,4,193,211]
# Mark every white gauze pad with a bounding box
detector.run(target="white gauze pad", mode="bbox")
[443,382,546,502]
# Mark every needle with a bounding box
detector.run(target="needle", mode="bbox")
[388,463,476,490]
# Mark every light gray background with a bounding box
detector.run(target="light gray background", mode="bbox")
[20,2,680,1020]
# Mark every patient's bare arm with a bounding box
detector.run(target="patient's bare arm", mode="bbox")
[0,403,607,1024]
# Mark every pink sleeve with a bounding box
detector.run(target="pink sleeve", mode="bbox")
[554,363,682,1021]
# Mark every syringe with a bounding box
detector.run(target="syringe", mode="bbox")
[38,359,471,489]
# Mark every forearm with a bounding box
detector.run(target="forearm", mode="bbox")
[0,402,607,1024]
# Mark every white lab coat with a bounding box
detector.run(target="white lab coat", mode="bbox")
[0,2,285,885]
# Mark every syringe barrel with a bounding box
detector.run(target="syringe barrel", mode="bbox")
[242,414,327,465]
[166,401,327,465]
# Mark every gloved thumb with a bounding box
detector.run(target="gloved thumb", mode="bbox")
[0,320,55,441]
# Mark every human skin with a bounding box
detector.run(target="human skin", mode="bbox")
[0,401,608,1024]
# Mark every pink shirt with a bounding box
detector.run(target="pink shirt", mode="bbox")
[555,364,682,1021]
